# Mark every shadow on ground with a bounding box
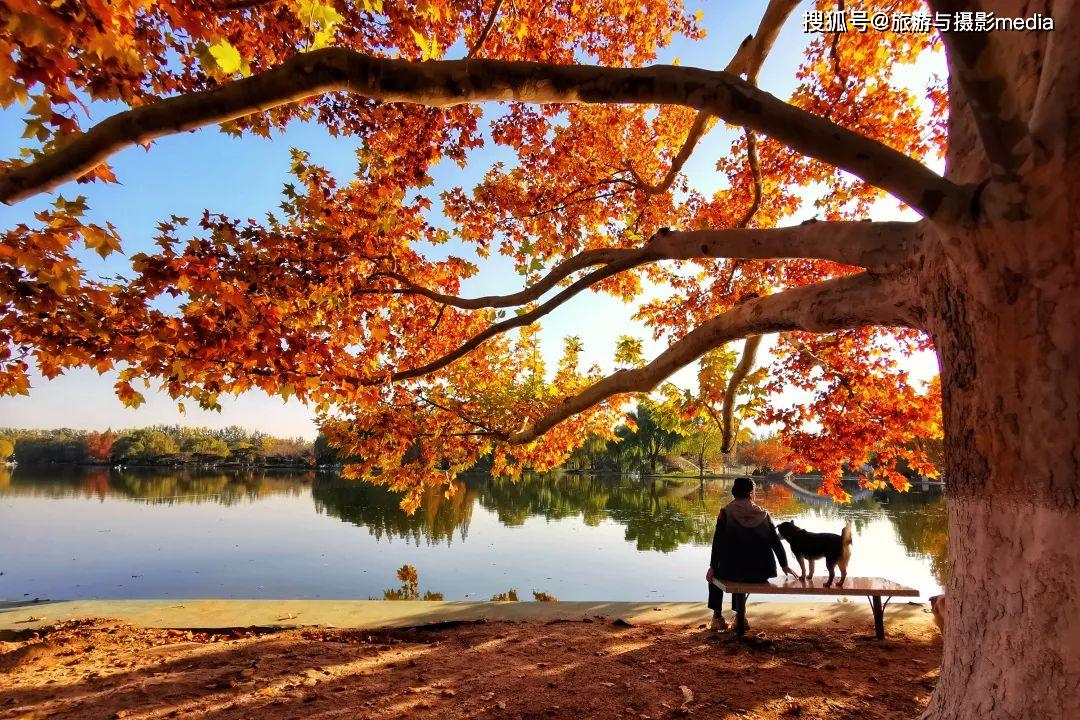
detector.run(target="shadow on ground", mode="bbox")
[0,614,941,720]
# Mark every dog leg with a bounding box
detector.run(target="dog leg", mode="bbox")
[796,555,806,580]
[807,558,815,584]
[837,558,847,586]
[825,561,835,587]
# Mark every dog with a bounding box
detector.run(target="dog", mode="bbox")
[776,520,852,587]
[929,594,947,632]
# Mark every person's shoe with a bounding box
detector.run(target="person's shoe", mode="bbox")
[709,615,728,632]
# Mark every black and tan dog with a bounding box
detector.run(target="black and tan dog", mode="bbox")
[776,520,853,587]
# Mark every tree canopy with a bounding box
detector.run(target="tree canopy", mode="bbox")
[1,0,944,510]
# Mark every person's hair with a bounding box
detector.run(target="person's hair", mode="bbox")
[732,476,755,499]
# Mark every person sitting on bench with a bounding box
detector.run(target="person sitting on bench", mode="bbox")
[706,476,797,631]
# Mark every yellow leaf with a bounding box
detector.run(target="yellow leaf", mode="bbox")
[82,225,120,258]
[116,381,145,408]
[208,38,248,76]
[409,27,439,60]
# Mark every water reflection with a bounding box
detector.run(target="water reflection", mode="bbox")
[312,479,477,546]
[1,465,311,505]
[0,466,947,599]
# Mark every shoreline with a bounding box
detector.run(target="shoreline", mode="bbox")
[0,598,934,636]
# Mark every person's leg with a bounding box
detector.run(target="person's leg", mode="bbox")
[708,579,724,612]
[733,577,769,634]
[708,580,728,630]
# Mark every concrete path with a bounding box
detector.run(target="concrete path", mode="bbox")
[0,598,934,636]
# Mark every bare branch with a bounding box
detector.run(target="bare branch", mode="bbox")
[930,0,1031,176]
[630,0,800,196]
[0,51,963,215]
[507,271,921,444]
[829,0,850,88]
[466,0,504,59]
[211,0,280,11]
[647,220,918,272]
[726,0,802,83]
[735,129,763,227]
[384,255,644,383]
[632,110,712,196]
[787,336,887,425]
[376,246,628,310]
[720,334,762,453]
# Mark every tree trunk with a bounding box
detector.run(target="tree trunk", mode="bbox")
[919,6,1080,712]
[922,237,1080,717]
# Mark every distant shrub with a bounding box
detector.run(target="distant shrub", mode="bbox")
[532,591,558,602]
[491,589,519,602]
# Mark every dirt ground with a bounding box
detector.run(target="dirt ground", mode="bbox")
[0,615,941,720]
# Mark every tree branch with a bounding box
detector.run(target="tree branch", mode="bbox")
[631,110,712,195]
[930,0,1031,176]
[384,220,919,316]
[787,335,887,425]
[720,334,762,453]
[0,51,963,215]
[735,129,763,227]
[647,220,918,272]
[375,246,628,310]
[384,255,645,383]
[506,271,921,444]
[466,0,504,59]
[211,0,281,11]
[629,0,800,196]
[726,0,802,83]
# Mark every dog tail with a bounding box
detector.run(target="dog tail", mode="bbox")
[839,522,853,567]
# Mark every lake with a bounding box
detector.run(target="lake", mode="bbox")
[0,466,947,604]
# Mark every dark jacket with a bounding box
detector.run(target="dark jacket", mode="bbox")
[710,502,789,582]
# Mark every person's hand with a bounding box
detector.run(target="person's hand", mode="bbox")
[706,567,714,583]
[782,567,798,579]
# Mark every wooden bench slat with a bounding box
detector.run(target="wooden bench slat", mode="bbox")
[711,576,919,597]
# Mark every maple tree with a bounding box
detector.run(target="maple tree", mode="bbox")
[85,429,116,462]
[0,1,1077,717]
[736,435,791,474]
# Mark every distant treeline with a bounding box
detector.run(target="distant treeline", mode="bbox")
[0,426,341,467]
[0,401,942,478]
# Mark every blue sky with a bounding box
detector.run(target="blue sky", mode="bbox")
[0,1,939,439]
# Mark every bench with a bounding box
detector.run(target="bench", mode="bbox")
[710,576,919,639]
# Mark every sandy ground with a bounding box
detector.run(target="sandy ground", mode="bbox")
[0,616,941,720]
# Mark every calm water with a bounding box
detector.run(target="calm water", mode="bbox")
[0,467,947,603]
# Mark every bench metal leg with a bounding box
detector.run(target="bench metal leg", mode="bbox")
[870,596,885,639]
[734,593,749,636]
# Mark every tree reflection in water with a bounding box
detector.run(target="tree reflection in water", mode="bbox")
[886,490,949,585]
[1,465,312,504]
[318,473,947,580]
[311,478,476,546]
